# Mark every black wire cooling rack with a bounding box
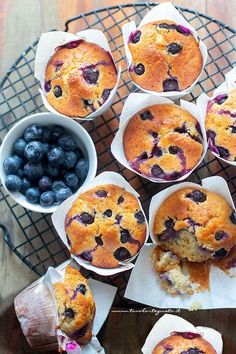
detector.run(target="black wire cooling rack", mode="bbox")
[0,3,236,306]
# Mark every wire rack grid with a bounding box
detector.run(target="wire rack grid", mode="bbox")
[0,3,236,305]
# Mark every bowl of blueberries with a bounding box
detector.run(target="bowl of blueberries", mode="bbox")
[0,112,97,213]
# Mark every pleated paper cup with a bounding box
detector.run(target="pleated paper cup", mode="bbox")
[35,30,121,120]
[197,66,236,167]
[52,171,149,276]
[142,314,223,354]
[122,2,208,100]
[111,92,207,183]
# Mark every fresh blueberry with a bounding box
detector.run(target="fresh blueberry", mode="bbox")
[44,80,51,92]
[113,247,131,261]
[42,127,51,142]
[3,155,21,175]
[24,124,43,142]
[74,148,83,160]
[129,30,141,44]
[25,187,41,203]
[55,187,73,202]
[117,196,124,204]
[82,67,99,85]
[95,189,107,198]
[58,134,77,151]
[120,229,130,243]
[151,164,164,177]
[24,141,45,162]
[21,178,31,194]
[230,212,236,224]
[24,162,45,180]
[64,308,75,318]
[215,230,228,241]
[167,42,182,54]
[165,218,175,228]
[17,169,24,178]
[80,212,95,225]
[63,151,77,169]
[38,176,52,191]
[40,191,56,206]
[47,147,65,167]
[95,236,103,246]
[213,248,228,259]
[134,211,145,224]
[140,110,153,120]
[169,146,179,154]
[5,174,22,192]
[13,138,27,157]
[217,146,230,158]
[64,172,79,189]
[53,85,62,98]
[43,143,50,154]
[186,190,207,203]
[104,209,112,217]
[52,180,66,193]
[51,125,64,142]
[46,165,59,178]
[75,159,89,179]
[163,78,179,92]
[134,63,145,75]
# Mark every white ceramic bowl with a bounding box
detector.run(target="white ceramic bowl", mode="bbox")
[0,112,97,213]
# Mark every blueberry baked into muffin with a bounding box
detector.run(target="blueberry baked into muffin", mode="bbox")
[44,40,117,117]
[123,104,203,181]
[152,332,216,354]
[65,184,147,268]
[206,89,236,161]
[153,188,236,262]
[128,20,203,92]
[54,265,95,345]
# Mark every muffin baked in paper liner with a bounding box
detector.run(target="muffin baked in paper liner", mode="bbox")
[122,2,208,100]
[142,314,223,354]
[51,172,149,276]
[14,259,117,354]
[111,92,207,183]
[197,66,236,167]
[124,176,236,309]
[35,30,121,120]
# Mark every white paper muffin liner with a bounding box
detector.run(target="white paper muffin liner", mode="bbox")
[122,2,208,100]
[111,92,207,183]
[43,259,117,354]
[124,176,236,309]
[51,171,149,276]
[35,30,121,120]
[142,314,223,354]
[197,66,236,167]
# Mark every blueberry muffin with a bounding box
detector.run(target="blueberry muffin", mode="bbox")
[65,184,147,268]
[152,332,216,354]
[44,39,117,118]
[54,265,95,345]
[123,104,203,181]
[206,89,236,161]
[153,188,236,262]
[128,20,203,92]
[152,246,210,295]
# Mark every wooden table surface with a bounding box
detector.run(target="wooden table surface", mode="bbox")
[0,1,236,353]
